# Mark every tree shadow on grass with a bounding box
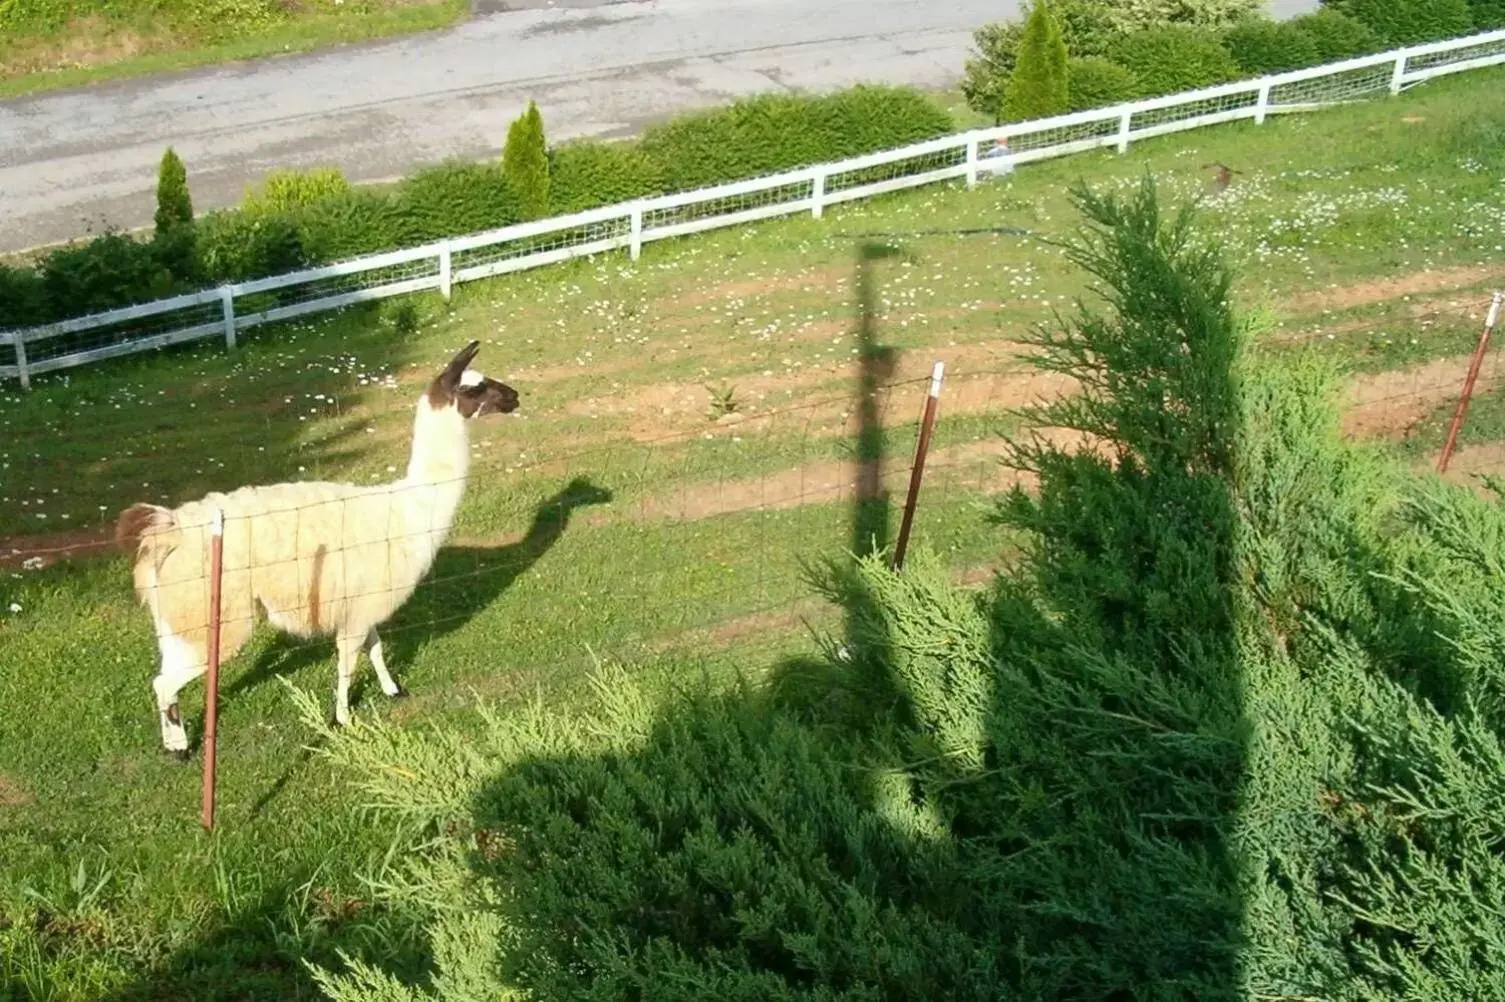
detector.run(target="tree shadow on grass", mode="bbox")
[423,181,1255,999]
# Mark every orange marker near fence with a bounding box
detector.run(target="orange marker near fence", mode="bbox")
[1437,291,1504,475]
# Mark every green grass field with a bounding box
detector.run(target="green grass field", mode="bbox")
[0,0,469,99]
[2,64,1505,999]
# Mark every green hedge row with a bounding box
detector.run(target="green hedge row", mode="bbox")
[0,84,952,331]
[964,0,1486,120]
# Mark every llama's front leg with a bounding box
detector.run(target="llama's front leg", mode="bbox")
[153,672,192,759]
[365,628,405,699]
[152,631,207,760]
[333,631,362,726]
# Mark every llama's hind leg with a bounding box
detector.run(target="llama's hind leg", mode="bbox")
[366,628,405,699]
[152,631,206,760]
[333,631,362,726]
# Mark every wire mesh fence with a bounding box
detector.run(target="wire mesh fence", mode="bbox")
[1406,32,1505,78]
[1270,63,1394,109]
[642,177,815,239]
[453,212,633,281]
[20,292,226,376]
[824,143,969,201]
[234,252,440,330]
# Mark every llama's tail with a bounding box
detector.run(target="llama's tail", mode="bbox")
[116,503,179,604]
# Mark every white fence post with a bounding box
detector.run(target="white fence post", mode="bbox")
[1255,81,1272,124]
[13,334,30,392]
[1116,108,1133,153]
[219,285,236,349]
[1390,52,1407,94]
[438,243,453,302]
[629,205,644,261]
[964,134,980,188]
[811,169,827,218]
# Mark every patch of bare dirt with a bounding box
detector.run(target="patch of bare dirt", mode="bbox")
[0,773,32,808]
[1427,442,1505,492]
[1288,266,1505,315]
[0,526,114,570]
[612,429,1098,525]
[1340,354,1486,440]
[565,341,1070,443]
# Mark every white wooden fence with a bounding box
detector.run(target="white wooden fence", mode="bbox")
[4,27,1504,390]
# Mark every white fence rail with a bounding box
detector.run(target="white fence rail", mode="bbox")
[4,28,1504,389]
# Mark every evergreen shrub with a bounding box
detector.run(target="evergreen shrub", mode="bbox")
[1221,17,1322,74]
[548,140,666,215]
[1003,0,1070,122]
[1109,24,1244,95]
[1066,55,1141,110]
[1287,7,1385,60]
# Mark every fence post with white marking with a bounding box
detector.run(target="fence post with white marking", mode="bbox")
[12,333,30,391]
[219,286,236,350]
[811,169,827,218]
[629,205,644,261]
[438,243,453,302]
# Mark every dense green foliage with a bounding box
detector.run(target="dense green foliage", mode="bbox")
[503,101,551,221]
[240,166,352,218]
[1287,7,1385,60]
[1003,0,1070,122]
[1221,17,1322,74]
[1324,0,1475,44]
[0,83,952,329]
[1066,55,1141,111]
[547,139,666,215]
[1469,0,1505,28]
[960,21,1026,123]
[153,146,192,238]
[298,175,1505,1000]
[638,85,952,193]
[1110,24,1244,95]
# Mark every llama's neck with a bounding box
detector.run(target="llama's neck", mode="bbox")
[400,397,471,529]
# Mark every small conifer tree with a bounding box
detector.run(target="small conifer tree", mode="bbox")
[1003,0,1069,123]
[503,100,551,221]
[154,147,193,236]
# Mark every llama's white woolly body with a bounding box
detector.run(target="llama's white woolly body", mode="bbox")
[122,347,513,753]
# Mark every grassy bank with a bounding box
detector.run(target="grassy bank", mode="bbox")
[0,0,469,100]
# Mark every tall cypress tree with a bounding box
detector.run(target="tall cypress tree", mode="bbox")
[1003,0,1069,123]
[503,100,551,221]
[154,147,193,237]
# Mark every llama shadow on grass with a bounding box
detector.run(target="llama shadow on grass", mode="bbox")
[222,476,613,717]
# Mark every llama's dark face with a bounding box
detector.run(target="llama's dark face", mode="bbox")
[427,340,520,417]
[456,371,519,418]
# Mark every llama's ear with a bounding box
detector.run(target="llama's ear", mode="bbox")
[441,341,482,390]
[428,340,482,408]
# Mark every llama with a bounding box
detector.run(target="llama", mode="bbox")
[116,340,519,758]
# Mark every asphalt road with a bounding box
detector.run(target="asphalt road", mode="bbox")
[0,0,1320,254]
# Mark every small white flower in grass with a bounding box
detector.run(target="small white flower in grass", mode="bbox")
[8,603,20,613]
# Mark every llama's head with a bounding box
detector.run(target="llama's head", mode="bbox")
[426,340,519,418]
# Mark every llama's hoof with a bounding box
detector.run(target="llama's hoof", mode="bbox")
[391,684,409,700]
[167,748,191,764]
